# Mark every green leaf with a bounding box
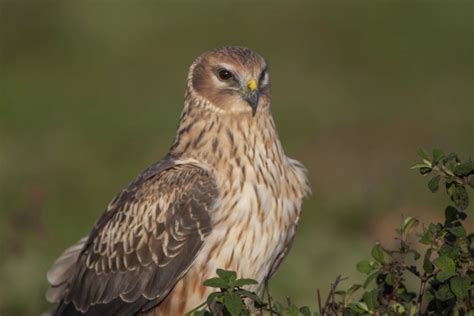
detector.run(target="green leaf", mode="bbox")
[447,225,466,238]
[407,249,421,260]
[420,167,432,175]
[385,273,394,286]
[407,265,419,277]
[444,206,467,224]
[203,277,229,289]
[435,284,454,301]
[469,176,474,188]
[223,292,243,316]
[423,249,434,274]
[216,269,236,284]
[299,306,312,316]
[448,183,469,210]
[347,302,370,313]
[396,290,416,303]
[289,304,299,316]
[439,244,459,259]
[417,148,431,161]
[356,260,372,274]
[450,276,471,300]
[443,152,460,164]
[428,175,441,193]
[234,278,258,287]
[206,292,221,308]
[420,223,437,245]
[363,289,379,310]
[371,244,385,263]
[390,303,406,314]
[411,163,430,169]
[342,309,357,316]
[272,302,284,314]
[436,271,456,282]
[432,148,445,164]
[401,217,419,238]
[454,161,474,177]
[346,284,362,296]
[364,272,378,288]
[335,290,346,298]
[422,290,434,307]
[234,289,262,304]
[445,176,456,186]
[433,255,455,273]
[445,162,457,176]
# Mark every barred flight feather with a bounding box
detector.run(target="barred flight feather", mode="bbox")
[48,159,218,315]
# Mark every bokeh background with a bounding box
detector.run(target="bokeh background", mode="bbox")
[1,1,473,315]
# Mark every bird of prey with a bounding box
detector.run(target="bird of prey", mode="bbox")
[46,46,310,316]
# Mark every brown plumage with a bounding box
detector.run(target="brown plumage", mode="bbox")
[46,46,310,316]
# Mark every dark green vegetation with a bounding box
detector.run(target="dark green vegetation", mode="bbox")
[0,1,473,315]
[193,149,474,315]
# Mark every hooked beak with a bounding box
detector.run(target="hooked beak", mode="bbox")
[244,79,259,116]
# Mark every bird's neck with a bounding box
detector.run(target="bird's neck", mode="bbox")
[169,98,286,170]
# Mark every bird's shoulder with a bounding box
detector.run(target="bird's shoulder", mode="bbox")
[47,156,219,315]
[87,157,217,250]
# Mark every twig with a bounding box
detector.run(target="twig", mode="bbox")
[415,274,428,315]
[324,275,342,309]
[317,289,323,315]
[465,296,472,311]
[317,275,343,316]
[432,165,464,185]
[264,279,273,316]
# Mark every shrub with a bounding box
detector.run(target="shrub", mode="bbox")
[188,149,473,315]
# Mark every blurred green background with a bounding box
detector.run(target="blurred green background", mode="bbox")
[0,1,473,315]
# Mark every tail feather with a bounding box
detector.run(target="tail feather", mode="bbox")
[46,237,87,303]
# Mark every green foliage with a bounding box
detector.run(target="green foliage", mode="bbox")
[186,269,262,316]
[194,149,473,315]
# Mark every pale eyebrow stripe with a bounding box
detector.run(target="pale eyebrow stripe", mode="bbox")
[216,62,238,74]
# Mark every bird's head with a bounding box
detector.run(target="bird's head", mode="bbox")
[189,46,271,116]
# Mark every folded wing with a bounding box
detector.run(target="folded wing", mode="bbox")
[47,158,218,316]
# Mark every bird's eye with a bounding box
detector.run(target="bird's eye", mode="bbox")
[218,69,233,81]
[259,68,268,84]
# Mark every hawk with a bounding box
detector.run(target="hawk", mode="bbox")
[46,46,310,315]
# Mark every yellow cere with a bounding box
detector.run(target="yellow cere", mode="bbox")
[247,79,257,91]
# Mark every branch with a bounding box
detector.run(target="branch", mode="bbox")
[415,275,428,315]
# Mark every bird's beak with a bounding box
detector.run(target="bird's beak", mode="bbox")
[244,79,259,116]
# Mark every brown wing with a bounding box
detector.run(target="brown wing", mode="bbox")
[47,157,218,316]
[267,234,296,280]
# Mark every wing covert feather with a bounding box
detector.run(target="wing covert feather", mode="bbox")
[49,159,218,315]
